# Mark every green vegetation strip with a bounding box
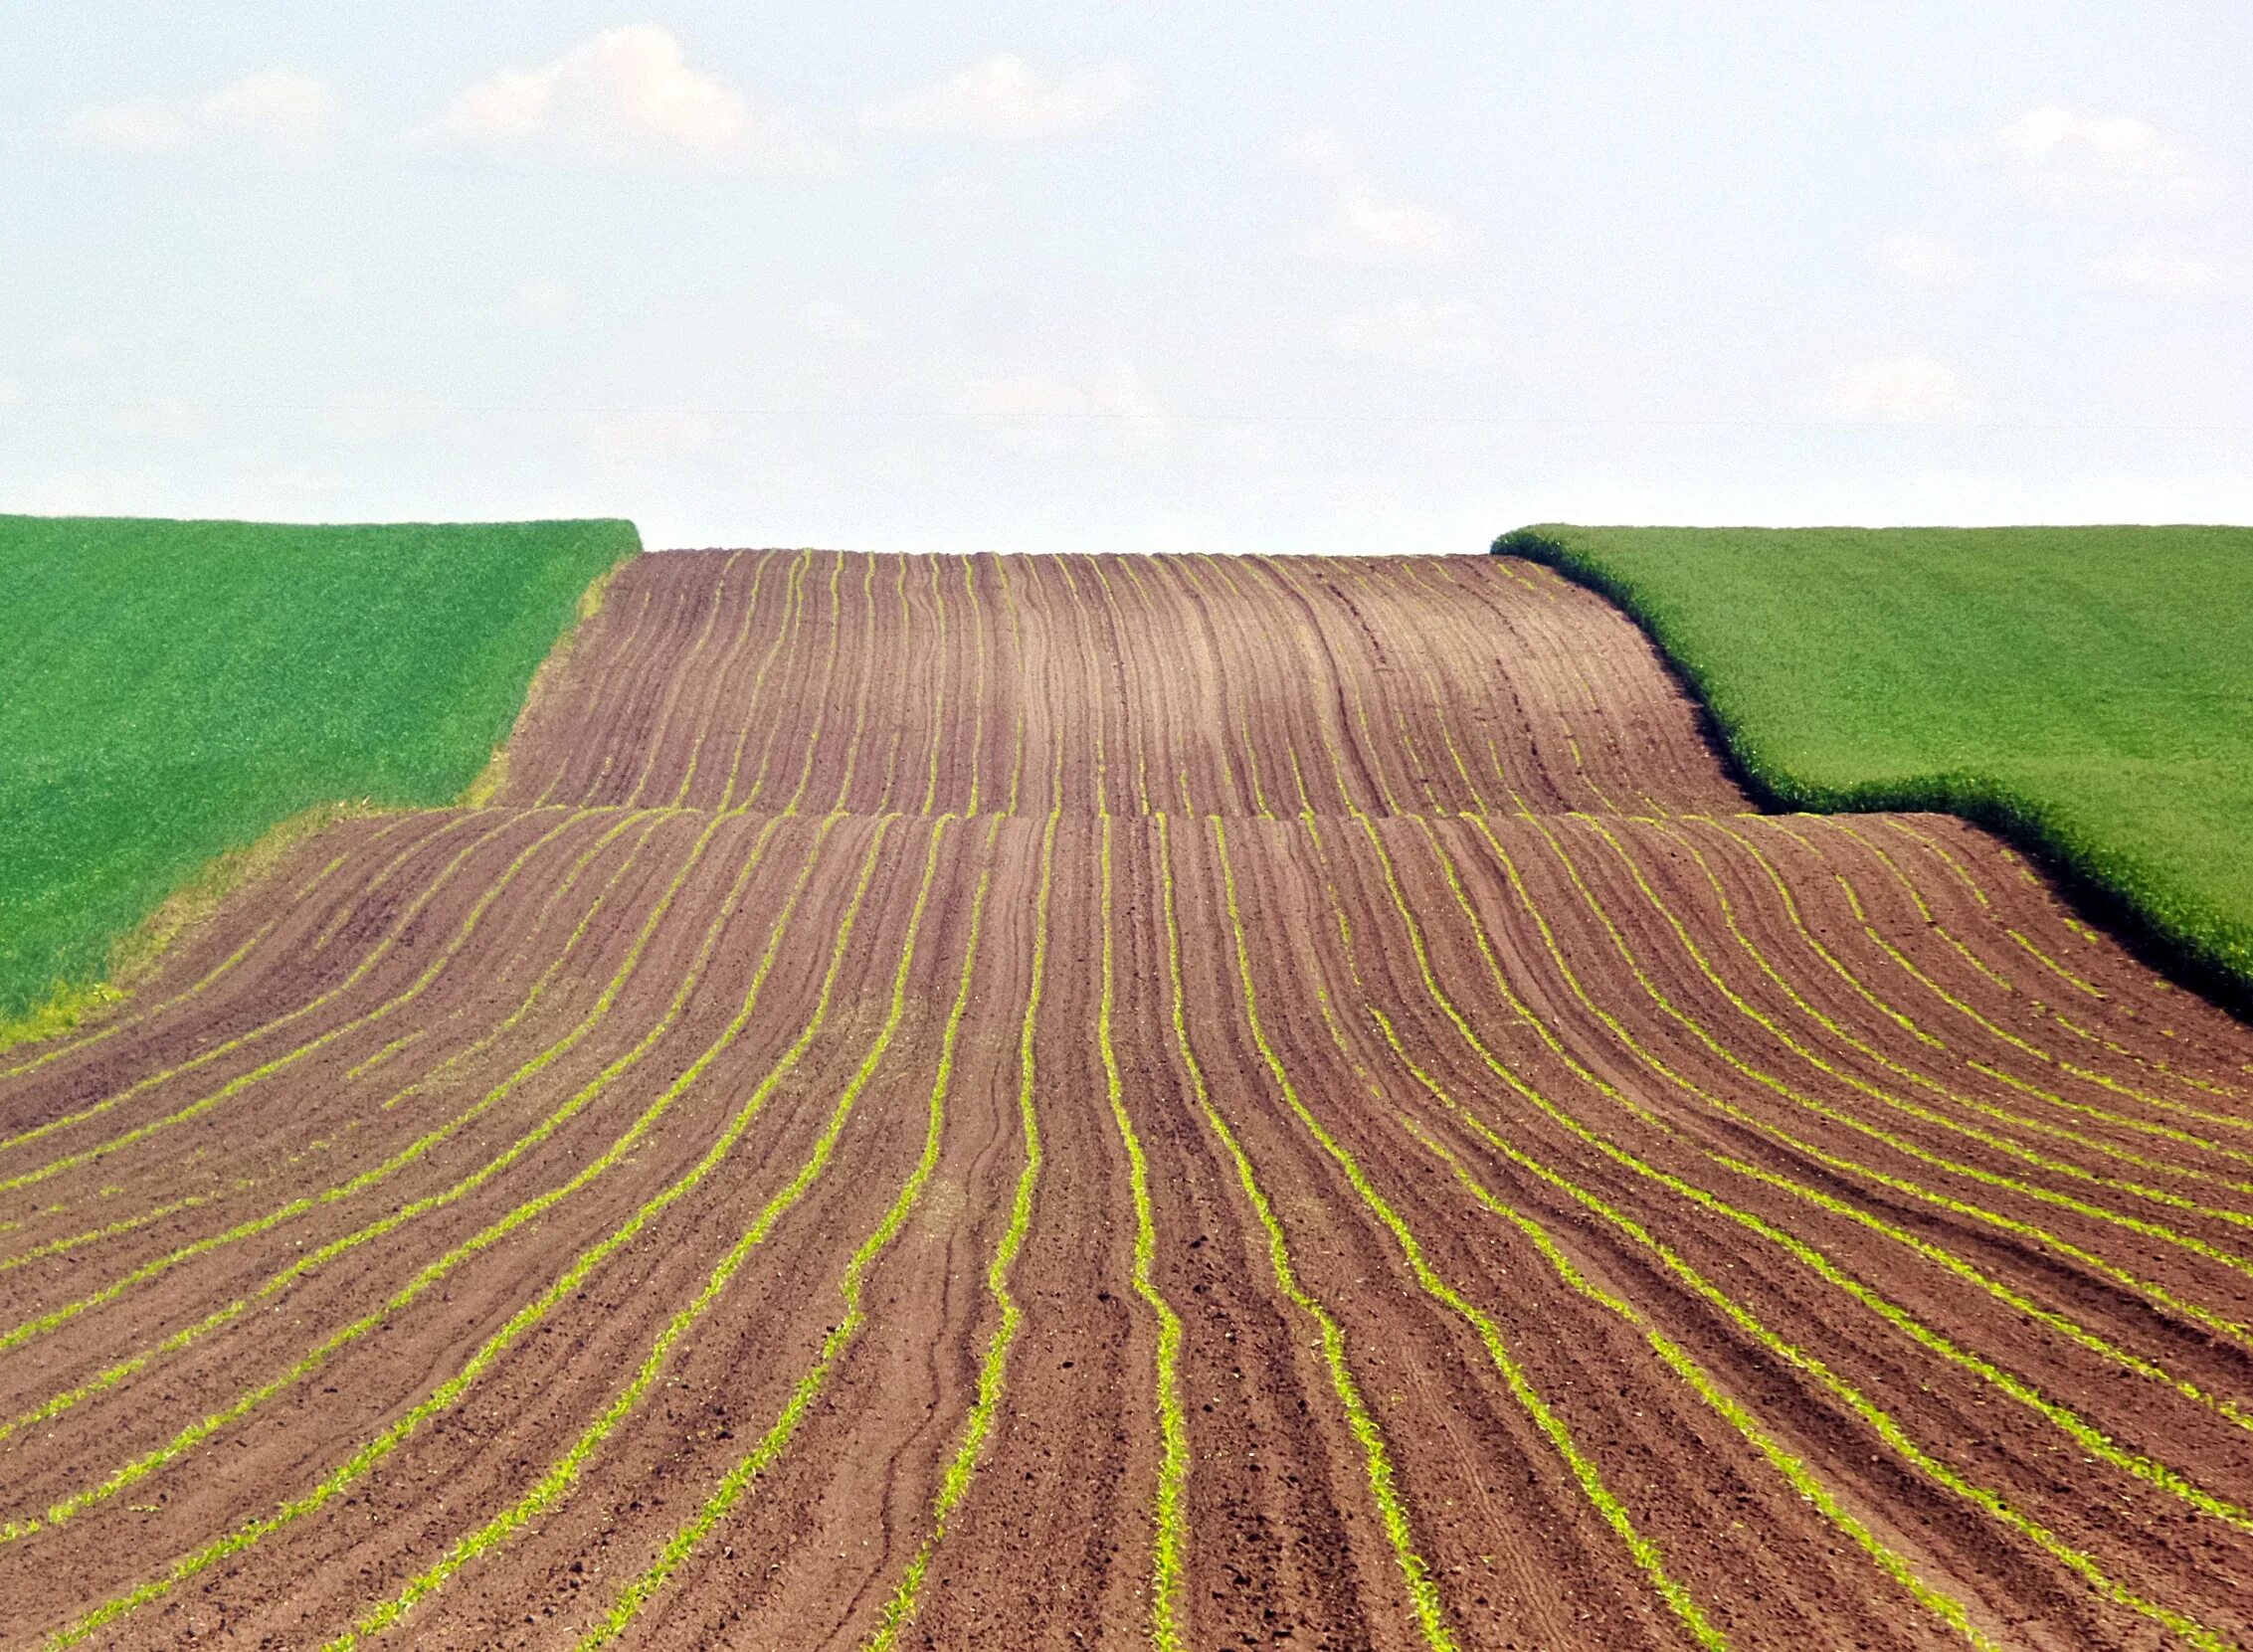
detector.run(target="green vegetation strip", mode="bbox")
[1096,817,1191,1648]
[861,814,1055,1649]
[4,816,826,1547]
[0,810,759,1451]
[335,815,972,1646]
[1220,816,1725,1650]
[34,820,887,1642]
[1329,810,2235,1643]
[1493,524,2253,1004]
[1154,816,1454,1651]
[1361,815,2243,1640]
[0,513,637,1027]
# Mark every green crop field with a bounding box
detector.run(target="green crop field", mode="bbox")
[1495,524,2253,1003]
[0,514,638,1031]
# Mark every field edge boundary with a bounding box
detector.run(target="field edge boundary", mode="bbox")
[457,548,642,809]
[1,534,646,1059]
[1492,523,2253,1020]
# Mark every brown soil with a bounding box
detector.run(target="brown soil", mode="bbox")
[3,550,2250,1651]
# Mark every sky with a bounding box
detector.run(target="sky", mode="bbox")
[3,2,2249,553]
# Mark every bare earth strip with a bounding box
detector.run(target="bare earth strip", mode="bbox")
[3,549,2251,1650]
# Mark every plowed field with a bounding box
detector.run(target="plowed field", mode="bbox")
[4,549,2251,1651]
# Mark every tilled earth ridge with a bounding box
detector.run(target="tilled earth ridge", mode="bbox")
[0,552,2249,1651]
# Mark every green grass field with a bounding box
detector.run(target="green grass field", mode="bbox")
[0,514,638,1026]
[1494,524,2253,1003]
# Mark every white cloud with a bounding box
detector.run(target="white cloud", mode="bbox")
[0,378,20,411]
[1331,299,1493,364]
[861,55,1143,140]
[425,25,836,170]
[503,277,577,328]
[1877,232,1982,287]
[962,363,1167,451]
[1982,105,2219,213]
[802,298,877,344]
[1829,355,1969,422]
[61,69,340,165]
[2089,247,2246,302]
[1284,128,1458,261]
[50,332,102,361]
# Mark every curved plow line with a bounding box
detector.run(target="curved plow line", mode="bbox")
[1822,818,2012,994]
[0,816,424,1083]
[990,555,1030,817]
[1408,820,2253,1441]
[0,808,663,1301]
[330,815,973,1649]
[773,552,850,817]
[1049,559,1112,817]
[1300,820,1998,1649]
[1408,811,2253,1526]
[1800,819,2252,1123]
[1259,555,1407,821]
[1,813,816,1529]
[1084,557,1155,816]
[1349,819,2248,1643]
[1446,566,1641,816]
[584,812,1011,1651]
[960,555,989,817]
[1397,554,1612,811]
[859,814,1054,1649]
[1795,815,2248,1120]
[1152,815,1453,1650]
[918,555,950,814]
[1594,802,2252,1206]
[1098,818,1191,1645]
[1116,557,1202,816]
[1351,562,1496,819]
[1379,997,2253,1563]
[1289,811,1994,1646]
[1416,557,1665,819]
[824,555,881,817]
[717,548,813,811]
[0,810,561,1191]
[0,808,747,1439]
[557,580,690,806]
[713,548,812,810]
[0,810,474,1144]
[1512,808,2253,1270]
[345,1029,423,1083]
[1156,559,1246,815]
[1211,818,1725,1651]
[1405,1111,2010,1650]
[1452,811,2253,1357]
[871,556,914,816]
[531,581,661,810]
[1187,556,1281,818]
[0,811,811,1505]
[1879,820,2112,1003]
[37,816,895,1646]
[0,1188,238,1279]
[310,809,496,952]
[622,552,742,809]
[669,554,772,809]
[1632,817,2253,1187]
[1494,561,1660,817]
[1262,557,1444,815]
[1217,561,1352,820]
[1296,731,1670,1138]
